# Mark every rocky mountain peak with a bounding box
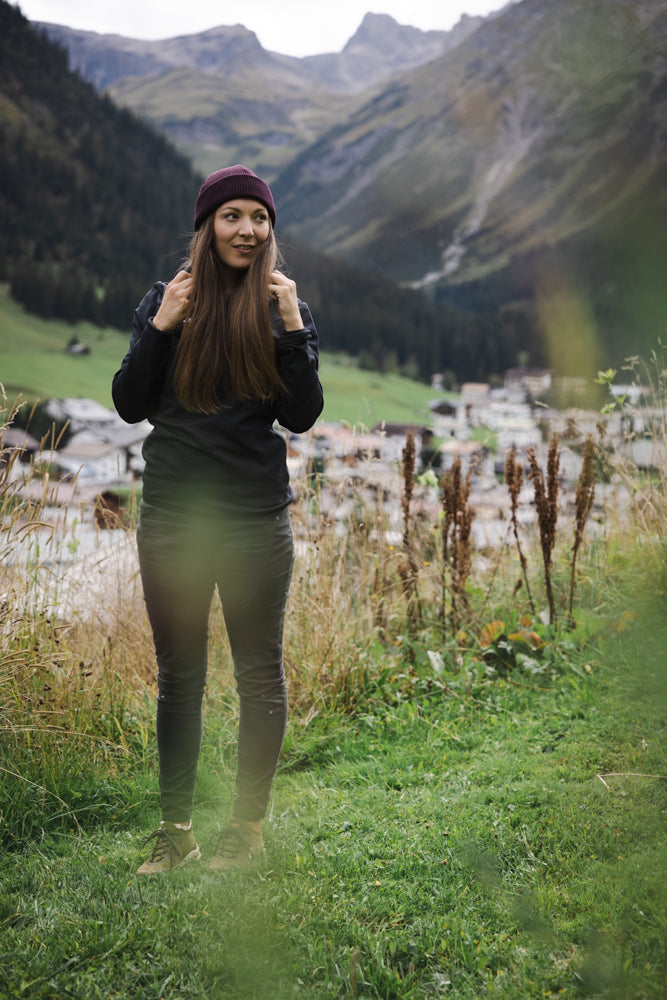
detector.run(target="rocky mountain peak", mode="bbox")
[345,11,443,50]
[304,10,479,94]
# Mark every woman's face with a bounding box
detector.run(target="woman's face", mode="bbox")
[212,198,271,271]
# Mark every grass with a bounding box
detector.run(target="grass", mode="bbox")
[0,284,126,407]
[317,356,438,428]
[0,609,664,999]
[1,349,665,997]
[0,284,438,427]
[1,496,665,999]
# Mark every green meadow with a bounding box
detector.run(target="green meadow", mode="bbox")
[0,285,438,427]
[0,527,664,1000]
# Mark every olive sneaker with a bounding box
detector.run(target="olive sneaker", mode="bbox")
[136,822,201,875]
[208,823,263,872]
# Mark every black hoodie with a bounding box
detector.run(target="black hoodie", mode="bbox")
[112,281,324,515]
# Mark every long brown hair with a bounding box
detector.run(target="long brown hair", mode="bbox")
[172,214,284,414]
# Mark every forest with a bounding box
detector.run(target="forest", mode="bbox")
[0,2,197,330]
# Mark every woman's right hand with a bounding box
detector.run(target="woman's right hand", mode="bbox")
[152,270,193,331]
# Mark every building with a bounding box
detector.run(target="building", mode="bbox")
[504,367,553,400]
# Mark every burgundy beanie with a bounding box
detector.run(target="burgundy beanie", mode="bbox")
[194,164,276,230]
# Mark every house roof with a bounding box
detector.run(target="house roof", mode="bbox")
[2,428,42,452]
[460,383,491,398]
[59,441,124,460]
[441,439,486,455]
[47,398,118,423]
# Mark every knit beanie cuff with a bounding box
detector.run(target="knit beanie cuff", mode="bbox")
[194,165,276,230]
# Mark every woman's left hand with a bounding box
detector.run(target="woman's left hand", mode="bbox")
[269,271,303,332]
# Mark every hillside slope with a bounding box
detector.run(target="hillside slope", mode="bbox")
[276,0,666,277]
[0,2,199,327]
[272,0,667,367]
[0,285,438,427]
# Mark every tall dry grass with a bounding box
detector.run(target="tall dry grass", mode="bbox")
[0,394,159,842]
[2,353,666,784]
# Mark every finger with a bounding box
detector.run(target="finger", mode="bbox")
[169,271,192,291]
[270,270,295,287]
[170,274,192,295]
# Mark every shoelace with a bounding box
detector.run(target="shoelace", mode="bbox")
[140,827,178,864]
[213,826,251,860]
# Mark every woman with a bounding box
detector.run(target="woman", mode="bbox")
[112,164,324,874]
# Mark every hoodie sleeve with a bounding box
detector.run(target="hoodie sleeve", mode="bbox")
[112,282,175,424]
[271,300,324,433]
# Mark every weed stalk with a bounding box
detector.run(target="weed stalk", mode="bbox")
[567,435,596,626]
[399,432,421,638]
[441,457,473,634]
[527,436,560,625]
[504,446,536,615]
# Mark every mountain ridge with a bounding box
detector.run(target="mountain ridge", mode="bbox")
[36,11,486,93]
[35,12,486,178]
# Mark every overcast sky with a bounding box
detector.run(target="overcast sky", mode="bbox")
[13,0,509,57]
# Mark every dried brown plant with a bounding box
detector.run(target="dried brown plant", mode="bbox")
[399,432,421,637]
[371,500,392,640]
[527,435,560,624]
[440,460,456,625]
[401,432,416,550]
[440,457,473,633]
[504,446,536,614]
[568,434,596,625]
[452,492,473,627]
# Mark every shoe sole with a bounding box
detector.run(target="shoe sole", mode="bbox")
[207,847,264,873]
[182,846,202,865]
[207,857,251,872]
[136,844,202,875]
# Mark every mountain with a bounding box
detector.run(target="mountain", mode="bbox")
[31,0,667,374]
[272,0,667,369]
[36,13,481,95]
[300,13,484,93]
[35,13,485,179]
[275,0,667,278]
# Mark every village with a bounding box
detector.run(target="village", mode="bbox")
[2,366,663,620]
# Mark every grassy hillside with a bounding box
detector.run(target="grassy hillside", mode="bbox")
[0,285,438,427]
[0,284,126,407]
